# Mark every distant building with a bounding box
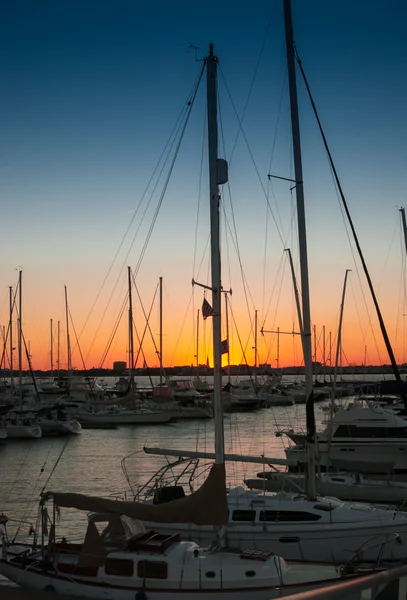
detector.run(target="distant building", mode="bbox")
[113,361,126,373]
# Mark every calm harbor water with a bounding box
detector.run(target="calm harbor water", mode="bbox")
[0,373,392,586]
[0,402,315,535]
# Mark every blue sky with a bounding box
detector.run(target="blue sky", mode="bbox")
[0,0,406,369]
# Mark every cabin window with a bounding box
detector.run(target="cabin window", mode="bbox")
[245,570,256,577]
[334,425,407,438]
[205,571,216,578]
[259,510,321,522]
[232,510,256,522]
[105,558,134,577]
[137,560,168,580]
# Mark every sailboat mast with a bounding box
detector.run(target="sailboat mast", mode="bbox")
[18,270,23,396]
[285,247,303,333]
[206,43,228,466]
[9,286,13,391]
[225,293,231,383]
[328,268,351,463]
[254,309,258,369]
[159,276,163,387]
[50,318,54,377]
[196,309,200,370]
[283,0,316,496]
[64,286,71,386]
[57,320,60,378]
[128,267,135,385]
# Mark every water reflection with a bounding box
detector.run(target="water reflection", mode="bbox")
[0,402,324,540]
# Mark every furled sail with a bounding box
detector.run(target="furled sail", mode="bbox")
[45,463,227,526]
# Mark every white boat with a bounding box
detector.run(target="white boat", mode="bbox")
[0,488,380,600]
[145,393,213,419]
[77,408,172,426]
[258,383,295,407]
[284,401,407,473]
[3,413,42,439]
[37,416,82,436]
[245,470,407,503]
[136,448,407,564]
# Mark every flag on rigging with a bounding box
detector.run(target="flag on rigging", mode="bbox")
[202,297,214,320]
[220,339,229,355]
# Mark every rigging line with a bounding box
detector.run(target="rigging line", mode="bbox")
[295,47,406,405]
[98,294,128,369]
[192,104,207,278]
[84,107,190,364]
[40,437,71,497]
[133,64,206,280]
[170,288,196,367]
[132,283,159,373]
[68,306,92,376]
[225,0,279,167]
[131,273,162,365]
[14,437,71,540]
[228,302,255,377]
[18,440,57,527]
[218,65,286,248]
[327,167,382,362]
[262,249,287,328]
[77,68,205,348]
[5,445,32,505]
[266,69,289,244]
[348,277,382,365]
[217,101,259,342]
[217,92,256,315]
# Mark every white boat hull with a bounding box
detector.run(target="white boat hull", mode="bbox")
[141,520,407,564]
[0,555,362,600]
[245,474,407,503]
[286,441,407,473]
[78,411,171,425]
[5,424,42,438]
[39,418,82,436]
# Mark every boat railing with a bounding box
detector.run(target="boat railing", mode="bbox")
[340,532,401,573]
[281,562,407,600]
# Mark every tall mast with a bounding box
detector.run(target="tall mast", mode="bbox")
[313,325,317,364]
[254,309,258,369]
[18,271,23,400]
[225,293,231,384]
[18,270,23,398]
[277,327,280,370]
[128,267,135,386]
[159,276,163,387]
[9,286,13,392]
[50,318,54,377]
[64,286,71,387]
[206,43,228,466]
[283,0,316,496]
[285,248,304,334]
[196,309,200,370]
[401,208,407,256]
[57,320,60,378]
[328,269,351,463]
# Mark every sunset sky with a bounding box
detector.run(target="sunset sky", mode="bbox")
[1,0,406,372]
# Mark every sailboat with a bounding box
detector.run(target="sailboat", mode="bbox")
[3,272,42,439]
[136,0,407,564]
[0,38,384,599]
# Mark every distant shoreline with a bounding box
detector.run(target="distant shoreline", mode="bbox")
[2,364,406,379]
